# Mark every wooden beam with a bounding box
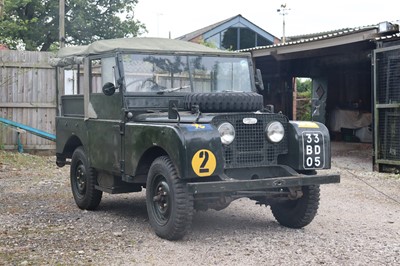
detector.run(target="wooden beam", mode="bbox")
[0,103,57,108]
[0,62,53,69]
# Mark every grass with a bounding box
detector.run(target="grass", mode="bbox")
[0,150,52,168]
[0,150,60,181]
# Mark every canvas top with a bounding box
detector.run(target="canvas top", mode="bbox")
[56,37,243,58]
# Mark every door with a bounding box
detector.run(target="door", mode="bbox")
[311,78,328,124]
[86,56,124,174]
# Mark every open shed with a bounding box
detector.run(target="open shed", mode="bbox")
[241,22,400,171]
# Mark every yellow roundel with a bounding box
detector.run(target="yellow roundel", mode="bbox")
[191,149,217,177]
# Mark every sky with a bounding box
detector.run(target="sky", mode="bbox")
[134,0,400,39]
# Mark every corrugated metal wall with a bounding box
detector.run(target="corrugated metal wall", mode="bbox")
[0,50,56,151]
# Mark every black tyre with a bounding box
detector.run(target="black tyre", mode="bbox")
[184,92,263,112]
[70,147,102,210]
[146,156,194,240]
[270,185,320,228]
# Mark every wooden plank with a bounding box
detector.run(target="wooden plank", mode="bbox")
[22,107,29,145]
[376,103,400,108]
[0,67,6,100]
[32,107,39,145]
[0,102,57,108]
[0,56,53,69]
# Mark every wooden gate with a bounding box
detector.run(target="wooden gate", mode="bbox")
[0,50,56,151]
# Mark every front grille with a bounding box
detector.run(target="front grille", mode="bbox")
[212,114,288,168]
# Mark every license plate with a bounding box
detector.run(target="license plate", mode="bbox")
[302,131,325,169]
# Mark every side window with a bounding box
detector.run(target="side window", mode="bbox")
[90,59,102,93]
[64,64,82,95]
[87,57,119,119]
[101,57,116,85]
[90,57,116,94]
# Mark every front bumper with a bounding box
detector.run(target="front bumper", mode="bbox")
[187,173,340,194]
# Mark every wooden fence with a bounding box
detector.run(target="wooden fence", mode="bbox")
[0,50,56,151]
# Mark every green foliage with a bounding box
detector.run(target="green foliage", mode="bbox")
[296,78,312,121]
[200,39,218,49]
[298,87,312,98]
[0,0,147,51]
[296,78,312,93]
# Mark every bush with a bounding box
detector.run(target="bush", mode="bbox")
[296,79,312,120]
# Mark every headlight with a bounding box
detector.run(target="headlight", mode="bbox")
[266,121,284,143]
[218,122,235,145]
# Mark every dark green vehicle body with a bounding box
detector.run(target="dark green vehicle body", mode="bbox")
[53,37,339,240]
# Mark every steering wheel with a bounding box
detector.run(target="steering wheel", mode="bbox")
[125,78,165,92]
[125,79,145,91]
[142,78,166,91]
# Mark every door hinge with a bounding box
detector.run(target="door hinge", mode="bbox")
[120,160,125,173]
[119,122,125,135]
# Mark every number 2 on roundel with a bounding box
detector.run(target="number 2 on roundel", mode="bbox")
[191,149,217,177]
[199,150,209,173]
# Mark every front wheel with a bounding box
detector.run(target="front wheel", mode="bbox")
[270,185,320,228]
[146,156,193,240]
[70,147,102,210]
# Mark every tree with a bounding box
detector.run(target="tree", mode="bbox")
[296,78,311,93]
[0,0,146,51]
[296,78,312,120]
[0,0,4,18]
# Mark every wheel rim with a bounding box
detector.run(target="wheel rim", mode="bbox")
[150,175,171,226]
[74,161,87,196]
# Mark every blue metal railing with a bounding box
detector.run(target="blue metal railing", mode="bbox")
[0,117,56,142]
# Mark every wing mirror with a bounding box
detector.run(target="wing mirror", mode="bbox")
[255,69,265,92]
[102,82,116,96]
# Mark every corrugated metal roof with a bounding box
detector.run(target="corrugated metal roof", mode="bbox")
[239,21,400,52]
[286,24,379,41]
[374,32,400,41]
[239,25,379,52]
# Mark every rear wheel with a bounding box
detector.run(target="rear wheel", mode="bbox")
[70,147,102,210]
[146,156,193,240]
[270,185,320,228]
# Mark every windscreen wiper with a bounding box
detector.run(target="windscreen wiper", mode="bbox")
[157,85,191,94]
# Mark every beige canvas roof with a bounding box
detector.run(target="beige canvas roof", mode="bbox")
[56,37,242,58]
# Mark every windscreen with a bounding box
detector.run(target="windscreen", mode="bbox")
[122,54,252,93]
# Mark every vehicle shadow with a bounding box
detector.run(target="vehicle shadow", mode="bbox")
[190,202,284,236]
[94,192,286,237]
[96,192,148,221]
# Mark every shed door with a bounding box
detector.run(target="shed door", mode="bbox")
[311,78,327,124]
[373,45,400,170]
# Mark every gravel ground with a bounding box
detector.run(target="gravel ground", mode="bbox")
[0,142,399,265]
